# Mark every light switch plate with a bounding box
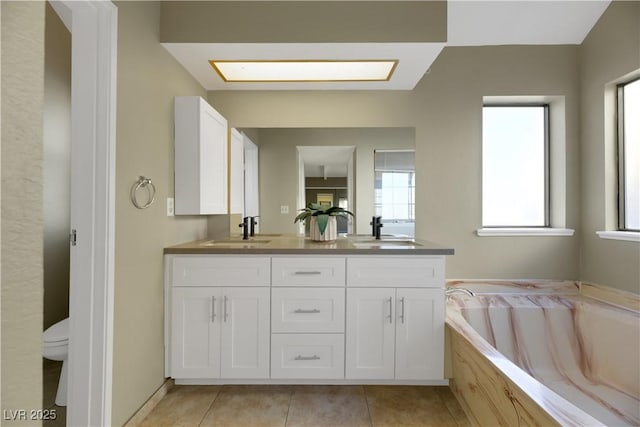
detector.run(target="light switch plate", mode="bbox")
[167,197,175,216]
[280,205,289,214]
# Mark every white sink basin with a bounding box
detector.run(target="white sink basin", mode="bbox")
[351,240,421,248]
[200,239,271,247]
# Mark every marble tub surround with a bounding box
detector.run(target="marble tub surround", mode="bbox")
[447,279,580,295]
[581,281,640,312]
[446,286,639,427]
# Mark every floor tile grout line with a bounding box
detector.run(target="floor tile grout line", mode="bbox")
[197,385,224,427]
[283,386,294,427]
[362,385,374,427]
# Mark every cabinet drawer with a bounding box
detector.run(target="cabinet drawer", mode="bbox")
[272,257,345,287]
[347,256,444,288]
[272,288,345,333]
[271,334,344,379]
[172,256,270,286]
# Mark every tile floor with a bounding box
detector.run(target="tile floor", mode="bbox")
[43,360,66,427]
[139,384,470,427]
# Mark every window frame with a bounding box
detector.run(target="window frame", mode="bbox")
[481,103,551,228]
[616,77,640,232]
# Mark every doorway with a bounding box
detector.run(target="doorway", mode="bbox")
[297,146,356,235]
[42,3,71,422]
[47,1,117,425]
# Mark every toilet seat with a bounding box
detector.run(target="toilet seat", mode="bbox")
[44,318,69,344]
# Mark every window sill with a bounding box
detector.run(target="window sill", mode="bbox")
[596,231,640,242]
[476,228,575,237]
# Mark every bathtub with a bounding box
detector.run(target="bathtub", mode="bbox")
[445,281,640,427]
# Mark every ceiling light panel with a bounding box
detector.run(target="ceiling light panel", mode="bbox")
[209,60,398,82]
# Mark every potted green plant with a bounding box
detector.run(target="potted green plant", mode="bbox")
[294,203,354,242]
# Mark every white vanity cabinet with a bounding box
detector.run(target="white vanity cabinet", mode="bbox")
[165,251,447,384]
[345,256,445,380]
[168,256,270,380]
[174,96,228,215]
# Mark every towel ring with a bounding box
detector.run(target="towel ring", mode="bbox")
[131,176,156,209]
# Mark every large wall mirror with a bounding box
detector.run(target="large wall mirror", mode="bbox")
[239,127,415,235]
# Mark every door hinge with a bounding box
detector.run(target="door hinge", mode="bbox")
[70,229,77,246]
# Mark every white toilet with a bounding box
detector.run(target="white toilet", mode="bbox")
[43,317,69,406]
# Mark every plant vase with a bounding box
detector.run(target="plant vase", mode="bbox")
[310,216,337,242]
[294,203,352,243]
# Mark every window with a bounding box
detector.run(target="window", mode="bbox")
[617,78,640,231]
[482,105,549,227]
[374,150,415,237]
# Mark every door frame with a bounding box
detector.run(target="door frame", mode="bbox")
[48,1,117,425]
[296,146,356,234]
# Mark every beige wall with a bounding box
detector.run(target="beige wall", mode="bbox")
[43,3,71,330]
[112,2,228,425]
[579,1,640,294]
[249,127,414,234]
[209,44,581,280]
[1,0,45,422]
[160,1,446,43]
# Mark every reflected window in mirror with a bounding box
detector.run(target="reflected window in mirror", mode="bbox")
[374,150,415,237]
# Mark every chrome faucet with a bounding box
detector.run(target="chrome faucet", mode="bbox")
[445,288,475,300]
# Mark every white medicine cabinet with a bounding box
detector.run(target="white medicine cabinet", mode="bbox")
[174,96,228,215]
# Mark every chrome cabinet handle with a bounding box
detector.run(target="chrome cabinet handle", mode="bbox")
[293,271,322,275]
[294,309,320,314]
[294,355,320,361]
[400,297,405,324]
[387,297,393,324]
[223,296,228,322]
[211,296,216,322]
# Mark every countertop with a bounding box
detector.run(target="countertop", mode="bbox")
[164,234,455,255]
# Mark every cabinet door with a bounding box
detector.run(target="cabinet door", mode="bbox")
[199,100,228,214]
[171,287,221,378]
[395,288,444,380]
[229,128,245,215]
[346,288,395,379]
[221,287,270,378]
[174,96,228,215]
